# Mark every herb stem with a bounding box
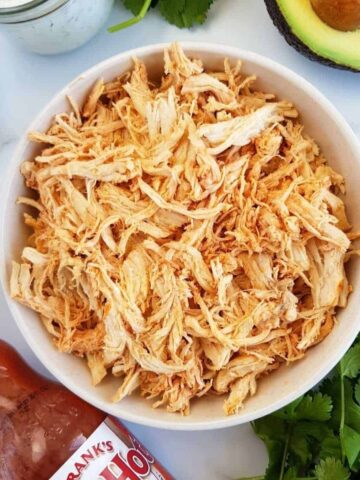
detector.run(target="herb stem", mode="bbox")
[237,477,264,480]
[108,0,152,32]
[279,424,292,480]
[339,362,345,463]
[236,477,264,480]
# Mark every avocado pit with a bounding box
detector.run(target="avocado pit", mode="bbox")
[265,0,360,71]
[311,0,360,31]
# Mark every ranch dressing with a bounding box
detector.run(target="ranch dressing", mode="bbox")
[0,0,34,7]
[0,0,114,54]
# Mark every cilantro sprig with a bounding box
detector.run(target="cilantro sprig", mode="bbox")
[109,0,215,32]
[239,336,360,480]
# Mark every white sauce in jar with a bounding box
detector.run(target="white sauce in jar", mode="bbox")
[0,1,34,7]
[0,0,114,54]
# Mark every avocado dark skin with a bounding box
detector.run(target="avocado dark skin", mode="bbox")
[264,0,359,72]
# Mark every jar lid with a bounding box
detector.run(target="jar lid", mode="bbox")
[0,0,68,22]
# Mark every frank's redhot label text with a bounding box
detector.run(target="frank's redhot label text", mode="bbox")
[51,417,172,480]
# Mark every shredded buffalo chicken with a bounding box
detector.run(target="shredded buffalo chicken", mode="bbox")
[11,44,353,415]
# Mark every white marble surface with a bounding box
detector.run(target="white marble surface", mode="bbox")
[0,1,359,478]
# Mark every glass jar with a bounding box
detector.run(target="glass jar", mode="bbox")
[0,0,114,55]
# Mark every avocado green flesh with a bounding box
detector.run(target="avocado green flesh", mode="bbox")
[277,0,360,70]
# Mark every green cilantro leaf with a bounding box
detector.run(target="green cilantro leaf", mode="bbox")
[252,417,286,479]
[289,421,339,466]
[110,0,215,31]
[274,396,303,421]
[122,0,159,15]
[314,457,350,480]
[123,0,148,15]
[239,336,360,480]
[109,0,154,32]
[346,398,360,432]
[263,439,286,480]
[323,369,360,470]
[341,343,360,379]
[159,0,214,28]
[355,379,360,405]
[295,393,332,422]
[319,433,342,461]
[342,378,360,431]
[293,421,332,442]
[159,0,185,27]
[252,416,287,443]
[275,393,332,422]
[288,431,311,465]
[283,467,297,480]
[341,424,360,469]
[320,375,344,428]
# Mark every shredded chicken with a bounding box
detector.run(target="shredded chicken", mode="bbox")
[11,43,354,416]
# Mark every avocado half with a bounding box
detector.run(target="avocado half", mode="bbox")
[265,0,360,72]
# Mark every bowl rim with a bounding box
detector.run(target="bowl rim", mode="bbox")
[1,41,360,430]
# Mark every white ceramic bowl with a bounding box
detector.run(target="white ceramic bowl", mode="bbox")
[1,42,360,430]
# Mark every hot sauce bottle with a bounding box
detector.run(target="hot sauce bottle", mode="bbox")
[0,340,174,480]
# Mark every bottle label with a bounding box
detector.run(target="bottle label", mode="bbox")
[50,417,172,480]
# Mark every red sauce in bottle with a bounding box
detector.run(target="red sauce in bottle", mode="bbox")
[0,341,172,480]
[0,340,105,479]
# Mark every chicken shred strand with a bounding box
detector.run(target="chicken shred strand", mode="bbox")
[11,43,353,416]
